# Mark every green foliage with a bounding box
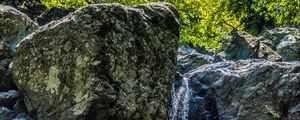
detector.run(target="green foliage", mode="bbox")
[226,0,300,35]
[40,0,300,51]
[265,105,281,119]
[40,0,92,8]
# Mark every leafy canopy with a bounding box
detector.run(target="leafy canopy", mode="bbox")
[41,0,300,51]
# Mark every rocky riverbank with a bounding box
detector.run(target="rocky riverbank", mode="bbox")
[0,1,299,120]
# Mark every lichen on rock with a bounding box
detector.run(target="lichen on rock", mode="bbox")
[12,2,179,120]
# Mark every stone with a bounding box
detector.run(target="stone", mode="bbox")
[0,4,38,60]
[0,106,16,120]
[12,2,179,120]
[0,59,16,91]
[36,6,76,25]
[13,113,33,120]
[0,0,74,26]
[185,59,300,120]
[260,27,299,45]
[226,30,282,61]
[177,46,215,74]
[13,99,28,114]
[276,34,300,61]
[0,0,47,23]
[0,90,20,109]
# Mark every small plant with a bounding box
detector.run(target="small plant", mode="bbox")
[265,105,281,119]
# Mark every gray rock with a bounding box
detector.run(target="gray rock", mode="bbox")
[0,0,47,24]
[0,4,38,60]
[0,59,16,91]
[185,59,300,120]
[12,2,179,120]
[226,31,282,61]
[260,27,299,45]
[177,46,215,74]
[276,34,300,61]
[0,106,16,120]
[13,113,33,120]
[0,90,20,109]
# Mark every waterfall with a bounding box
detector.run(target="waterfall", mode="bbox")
[170,77,191,120]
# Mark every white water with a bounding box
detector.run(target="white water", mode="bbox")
[170,77,191,120]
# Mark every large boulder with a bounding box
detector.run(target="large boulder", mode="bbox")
[12,3,179,120]
[0,90,20,109]
[225,31,282,61]
[276,34,300,61]
[260,27,300,61]
[0,4,38,60]
[177,46,215,74]
[260,27,299,45]
[184,59,300,120]
[0,4,38,91]
[0,0,47,23]
[0,0,74,26]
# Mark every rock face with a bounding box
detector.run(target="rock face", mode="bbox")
[261,28,300,61]
[226,28,300,61]
[0,0,75,26]
[36,7,76,25]
[0,4,38,119]
[0,4,38,90]
[0,4,38,60]
[12,3,179,120]
[184,59,300,120]
[177,46,215,74]
[0,0,47,23]
[226,30,282,61]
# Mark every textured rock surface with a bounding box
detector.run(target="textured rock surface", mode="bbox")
[226,31,282,61]
[0,59,16,91]
[276,34,300,61]
[0,4,38,60]
[260,27,299,45]
[0,107,15,120]
[36,6,75,25]
[0,0,74,26]
[12,3,179,120]
[261,27,300,61]
[186,59,300,120]
[0,90,20,109]
[0,0,47,24]
[177,46,215,74]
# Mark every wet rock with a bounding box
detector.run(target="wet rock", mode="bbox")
[177,45,225,75]
[12,3,179,120]
[177,46,215,74]
[0,90,20,109]
[0,106,16,120]
[0,4,39,60]
[186,59,300,120]
[13,113,33,120]
[226,31,282,61]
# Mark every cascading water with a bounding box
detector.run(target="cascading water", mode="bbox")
[170,77,191,120]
